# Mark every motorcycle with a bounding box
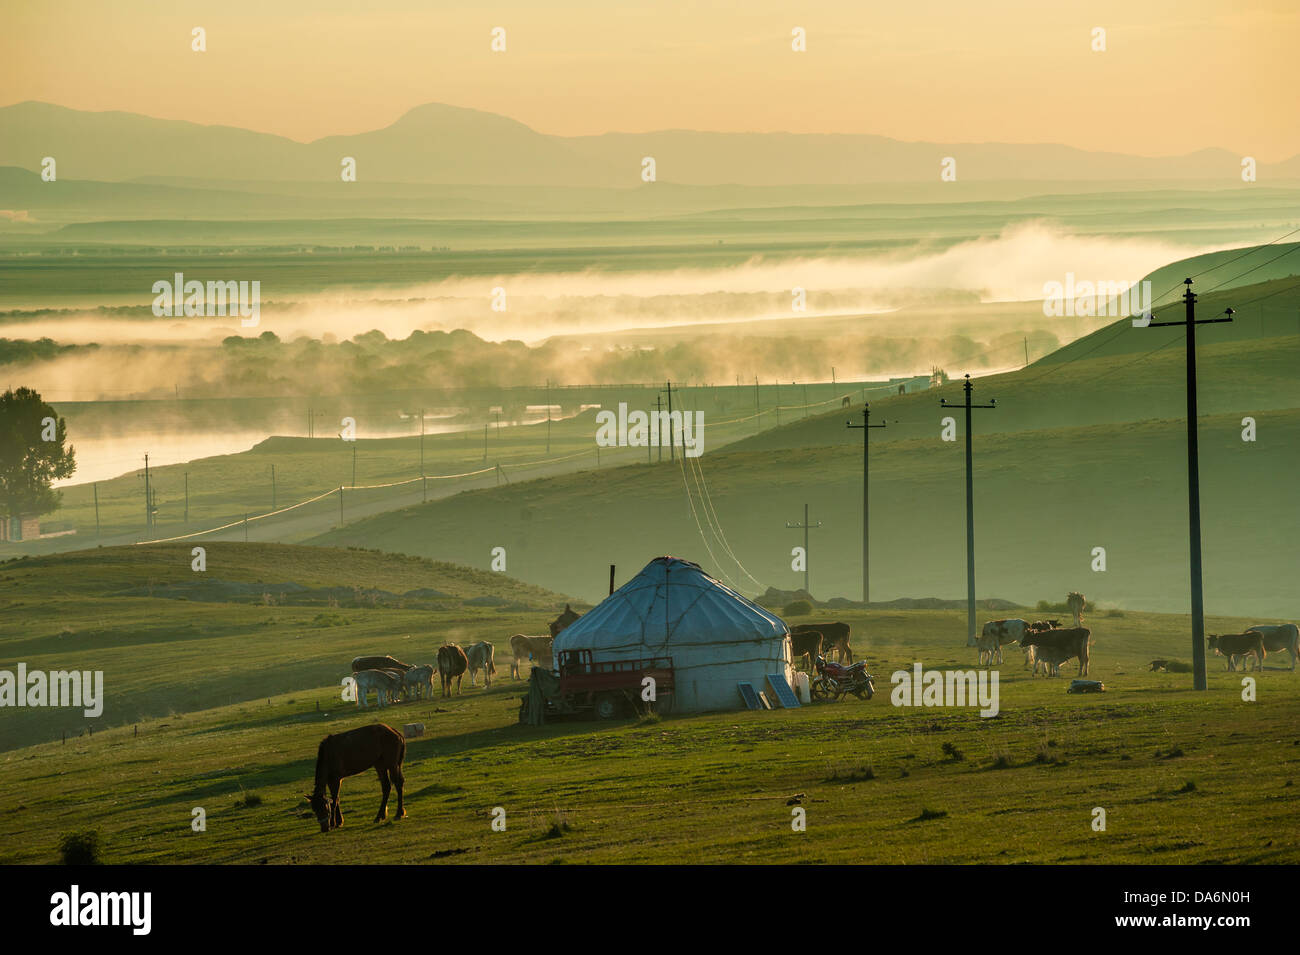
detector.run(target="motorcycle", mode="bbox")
[811,655,875,701]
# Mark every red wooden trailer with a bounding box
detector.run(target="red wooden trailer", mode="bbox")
[549,649,676,720]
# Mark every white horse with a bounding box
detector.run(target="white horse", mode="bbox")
[354,669,401,708]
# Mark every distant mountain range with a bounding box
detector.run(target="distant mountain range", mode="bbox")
[3,100,1298,187]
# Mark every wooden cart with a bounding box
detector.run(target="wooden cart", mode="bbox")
[549,649,676,720]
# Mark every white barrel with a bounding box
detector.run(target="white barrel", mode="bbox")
[792,671,811,704]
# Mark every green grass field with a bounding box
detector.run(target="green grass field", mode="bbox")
[1,542,1295,864]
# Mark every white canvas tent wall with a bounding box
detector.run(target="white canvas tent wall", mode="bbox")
[553,556,792,713]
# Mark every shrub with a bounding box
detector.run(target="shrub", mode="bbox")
[59,829,101,865]
[310,612,350,628]
[783,600,813,617]
[941,741,964,762]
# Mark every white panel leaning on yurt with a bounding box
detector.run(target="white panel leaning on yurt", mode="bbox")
[553,556,794,714]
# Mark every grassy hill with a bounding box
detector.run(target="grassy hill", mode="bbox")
[1040,268,1300,365]
[306,324,1300,616]
[0,542,576,752]
[1,586,1296,864]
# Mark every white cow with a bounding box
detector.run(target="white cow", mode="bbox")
[971,619,1030,665]
[354,669,401,708]
[968,630,1000,666]
[465,641,497,688]
[401,664,435,701]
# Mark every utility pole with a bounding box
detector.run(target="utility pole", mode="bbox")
[1023,337,1029,366]
[419,407,424,481]
[940,375,997,643]
[775,381,781,427]
[1146,278,1234,690]
[802,382,808,417]
[546,380,551,454]
[653,395,663,462]
[846,403,886,604]
[660,381,676,462]
[142,453,153,530]
[270,464,276,512]
[785,503,822,595]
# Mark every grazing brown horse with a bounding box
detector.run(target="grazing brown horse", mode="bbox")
[306,723,406,832]
[437,644,469,696]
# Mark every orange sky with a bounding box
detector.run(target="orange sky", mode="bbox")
[3,0,1296,158]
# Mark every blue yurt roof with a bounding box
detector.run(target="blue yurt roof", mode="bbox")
[554,556,789,652]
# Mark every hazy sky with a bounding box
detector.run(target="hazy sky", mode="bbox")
[4,0,1296,158]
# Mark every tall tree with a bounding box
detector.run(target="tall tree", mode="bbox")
[0,388,76,525]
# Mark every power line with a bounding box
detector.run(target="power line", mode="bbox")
[688,453,764,590]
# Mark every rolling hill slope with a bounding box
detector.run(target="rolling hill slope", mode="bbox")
[306,327,1300,617]
[0,542,576,751]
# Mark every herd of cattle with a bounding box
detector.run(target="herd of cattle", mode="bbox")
[345,604,585,708]
[349,642,497,707]
[972,592,1300,677]
[971,617,1092,676]
[344,592,1300,711]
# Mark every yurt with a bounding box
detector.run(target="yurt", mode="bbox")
[553,556,793,713]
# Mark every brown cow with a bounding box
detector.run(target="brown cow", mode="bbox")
[549,604,581,638]
[1032,643,1077,677]
[1020,627,1091,676]
[790,630,823,670]
[437,644,469,696]
[1246,624,1299,670]
[792,622,852,663]
[1207,633,1265,672]
[351,655,413,674]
